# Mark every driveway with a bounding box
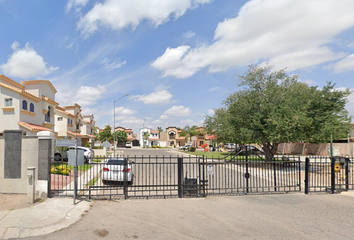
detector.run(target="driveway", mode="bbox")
[27,193,354,240]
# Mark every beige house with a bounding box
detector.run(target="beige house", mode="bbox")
[54,104,95,146]
[0,75,58,136]
[114,126,134,142]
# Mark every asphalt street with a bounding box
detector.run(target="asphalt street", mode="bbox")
[27,193,354,240]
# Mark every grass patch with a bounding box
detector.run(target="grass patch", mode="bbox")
[86,177,98,187]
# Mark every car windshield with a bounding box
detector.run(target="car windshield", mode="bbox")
[106,159,127,165]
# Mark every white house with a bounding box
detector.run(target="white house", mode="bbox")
[0,75,58,136]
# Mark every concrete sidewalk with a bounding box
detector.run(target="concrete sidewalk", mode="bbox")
[0,198,91,239]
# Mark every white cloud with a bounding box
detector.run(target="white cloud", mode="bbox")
[164,105,191,116]
[207,109,214,115]
[1,42,59,79]
[77,0,212,38]
[74,85,106,106]
[114,107,137,116]
[152,119,162,124]
[66,0,89,12]
[151,0,354,78]
[102,57,126,70]
[131,90,173,104]
[160,115,169,120]
[183,31,196,39]
[332,54,354,73]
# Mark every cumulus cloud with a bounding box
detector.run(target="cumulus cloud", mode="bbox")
[332,54,354,73]
[114,106,137,116]
[74,85,106,106]
[1,42,59,79]
[77,0,212,38]
[164,105,191,116]
[151,0,354,78]
[131,90,173,104]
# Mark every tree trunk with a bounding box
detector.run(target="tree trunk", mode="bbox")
[261,142,279,161]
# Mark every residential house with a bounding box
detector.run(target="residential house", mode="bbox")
[54,103,95,146]
[114,126,134,143]
[159,126,186,147]
[0,75,58,135]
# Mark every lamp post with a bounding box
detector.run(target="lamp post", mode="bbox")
[142,119,146,148]
[114,94,129,157]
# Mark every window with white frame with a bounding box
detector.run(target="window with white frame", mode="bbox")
[58,117,63,121]
[5,98,12,107]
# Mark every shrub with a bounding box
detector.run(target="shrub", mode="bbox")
[190,147,196,152]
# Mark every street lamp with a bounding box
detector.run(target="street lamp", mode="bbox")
[114,94,129,157]
[142,119,146,148]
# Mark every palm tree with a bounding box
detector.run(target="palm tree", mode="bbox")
[180,125,198,147]
[157,126,163,138]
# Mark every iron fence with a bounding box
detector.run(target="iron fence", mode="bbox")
[304,156,353,194]
[49,154,302,200]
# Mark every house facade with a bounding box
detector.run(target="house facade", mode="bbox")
[0,75,58,136]
[114,126,134,143]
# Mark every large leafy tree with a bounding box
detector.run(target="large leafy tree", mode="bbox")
[99,125,113,143]
[113,130,127,145]
[205,65,351,161]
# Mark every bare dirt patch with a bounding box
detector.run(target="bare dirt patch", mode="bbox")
[0,193,37,211]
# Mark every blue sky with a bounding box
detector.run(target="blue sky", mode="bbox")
[1,0,354,134]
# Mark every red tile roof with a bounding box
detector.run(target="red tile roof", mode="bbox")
[18,121,55,133]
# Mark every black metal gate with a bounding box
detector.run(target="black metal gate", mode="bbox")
[304,156,353,194]
[49,154,301,200]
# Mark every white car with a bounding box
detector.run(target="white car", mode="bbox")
[102,157,134,184]
[54,146,94,163]
[179,144,192,150]
[125,142,132,148]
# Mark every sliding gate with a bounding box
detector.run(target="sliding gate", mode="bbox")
[49,155,301,200]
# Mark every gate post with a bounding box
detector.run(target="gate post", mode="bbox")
[304,158,310,194]
[331,157,335,194]
[345,158,350,191]
[124,158,128,199]
[178,157,184,198]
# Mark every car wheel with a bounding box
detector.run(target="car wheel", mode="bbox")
[84,157,89,164]
[102,180,108,185]
[54,153,61,161]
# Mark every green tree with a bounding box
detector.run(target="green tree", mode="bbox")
[99,125,113,143]
[113,130,127,145]
[157,126,163,138]
[180,125,198,146]
[143,131,150,147]
[205,65,351,161]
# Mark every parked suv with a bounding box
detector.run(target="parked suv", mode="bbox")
[54,146,94,163]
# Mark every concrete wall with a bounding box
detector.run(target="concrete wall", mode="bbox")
[277,142,354,156]
[0,131,52,198]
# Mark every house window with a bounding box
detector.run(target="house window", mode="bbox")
[30,103,34,112]
[68,118,70,124]
[71,119,73,125]
[45,106,51,122]
[5,98,12,107]
[58,117,63,121]
[22,100,27,110]
[76,123,80,130]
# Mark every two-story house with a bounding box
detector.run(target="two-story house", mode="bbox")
[54,103,95,146]
[0,75,58,136]
[114,126,134,144]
